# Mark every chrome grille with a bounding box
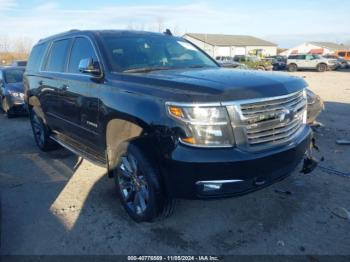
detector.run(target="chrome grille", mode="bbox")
[225,90,307,151]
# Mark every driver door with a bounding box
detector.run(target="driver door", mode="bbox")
[304,54,315,69]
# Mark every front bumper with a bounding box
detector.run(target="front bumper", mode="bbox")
[6,95,27,114]
[162,126,311,199]
[328,64,338,70]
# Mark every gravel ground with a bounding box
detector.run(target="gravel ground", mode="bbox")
[0,70,350,256]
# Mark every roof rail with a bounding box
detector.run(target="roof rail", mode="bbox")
[38,29,81,43]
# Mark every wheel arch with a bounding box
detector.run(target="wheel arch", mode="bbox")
[27,95,48,124]
[104,117,162,178]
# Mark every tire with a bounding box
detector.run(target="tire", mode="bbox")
[2,97,15,118]
[288,63,298,72]
[114,143,175,222]
[29,108,58,151]
[317,63,327,72]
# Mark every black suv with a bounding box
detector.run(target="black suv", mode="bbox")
[24,30,312,222]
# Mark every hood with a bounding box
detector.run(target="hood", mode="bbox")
[114,68,307,103]
[5,82,24,93]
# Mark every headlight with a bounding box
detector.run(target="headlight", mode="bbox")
[306,89,316,104]
[166,103,235,147]
[8,90,24,98]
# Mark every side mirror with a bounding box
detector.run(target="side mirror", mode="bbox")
[78,58,101,75]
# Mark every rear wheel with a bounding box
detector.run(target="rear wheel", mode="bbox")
[317,63,327,72]
[29,109,58,151]
[288,63,298,72]
[114,143,175,222]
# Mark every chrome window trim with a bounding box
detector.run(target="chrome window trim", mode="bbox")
[39,34,104,77]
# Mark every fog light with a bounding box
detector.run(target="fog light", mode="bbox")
[203,183,222,191]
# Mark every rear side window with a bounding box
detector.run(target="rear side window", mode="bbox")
[46,39,71,72]
[68,37,97,74]
[26,43,48,72]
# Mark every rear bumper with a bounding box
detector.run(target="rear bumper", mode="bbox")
[162,126,311,199]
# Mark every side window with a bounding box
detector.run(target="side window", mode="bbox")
[305,55,313,60]
[26,43,48,72]
[46,39,71,72]
[338,52,346,57]
[347,52,350,57]
[0,70,3,81]
[68,37,97,74]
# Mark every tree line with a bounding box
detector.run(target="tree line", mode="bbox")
[0,36,33,65]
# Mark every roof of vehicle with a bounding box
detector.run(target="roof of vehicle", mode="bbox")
[37,29,173,44]
[288,53,320,56]
[184,33,277,47]
[309,42,350,51]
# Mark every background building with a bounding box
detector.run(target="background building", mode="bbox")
[280,42,350,56]
[183,33,277,58]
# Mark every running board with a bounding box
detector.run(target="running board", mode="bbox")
[50,133,106,167]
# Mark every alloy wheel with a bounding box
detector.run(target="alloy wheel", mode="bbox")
[2,98,8,112]
[118,154,150,216]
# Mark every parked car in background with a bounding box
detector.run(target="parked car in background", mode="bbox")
[263,55,287,70]
[287,54,338,72]
[306,89,324,124]
[25,30,312,222]
[0,67,26,118]
[219,62,248,70]
[323,54,349,69]
[11,60,27,67]
[215,56,233,63]
[234,55,273,71]
[336,50,350,61]
[216,56,248,69]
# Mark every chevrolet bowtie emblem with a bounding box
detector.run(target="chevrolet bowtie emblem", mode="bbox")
[279,108,294,122]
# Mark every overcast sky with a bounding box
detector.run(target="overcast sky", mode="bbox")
[0,0,349,48]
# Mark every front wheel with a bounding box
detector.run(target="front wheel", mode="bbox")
[317,63,327,72]
[288,63,298,72]
[114,143,175,222]
[29,109,58,151]
[2,97,14,118]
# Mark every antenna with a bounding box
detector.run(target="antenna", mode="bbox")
[164,29,173,36]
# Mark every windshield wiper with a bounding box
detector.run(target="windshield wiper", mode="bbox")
[122,66,173,73]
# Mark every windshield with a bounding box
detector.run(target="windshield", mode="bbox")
[4,69,24,83]
[101,34,218,72]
